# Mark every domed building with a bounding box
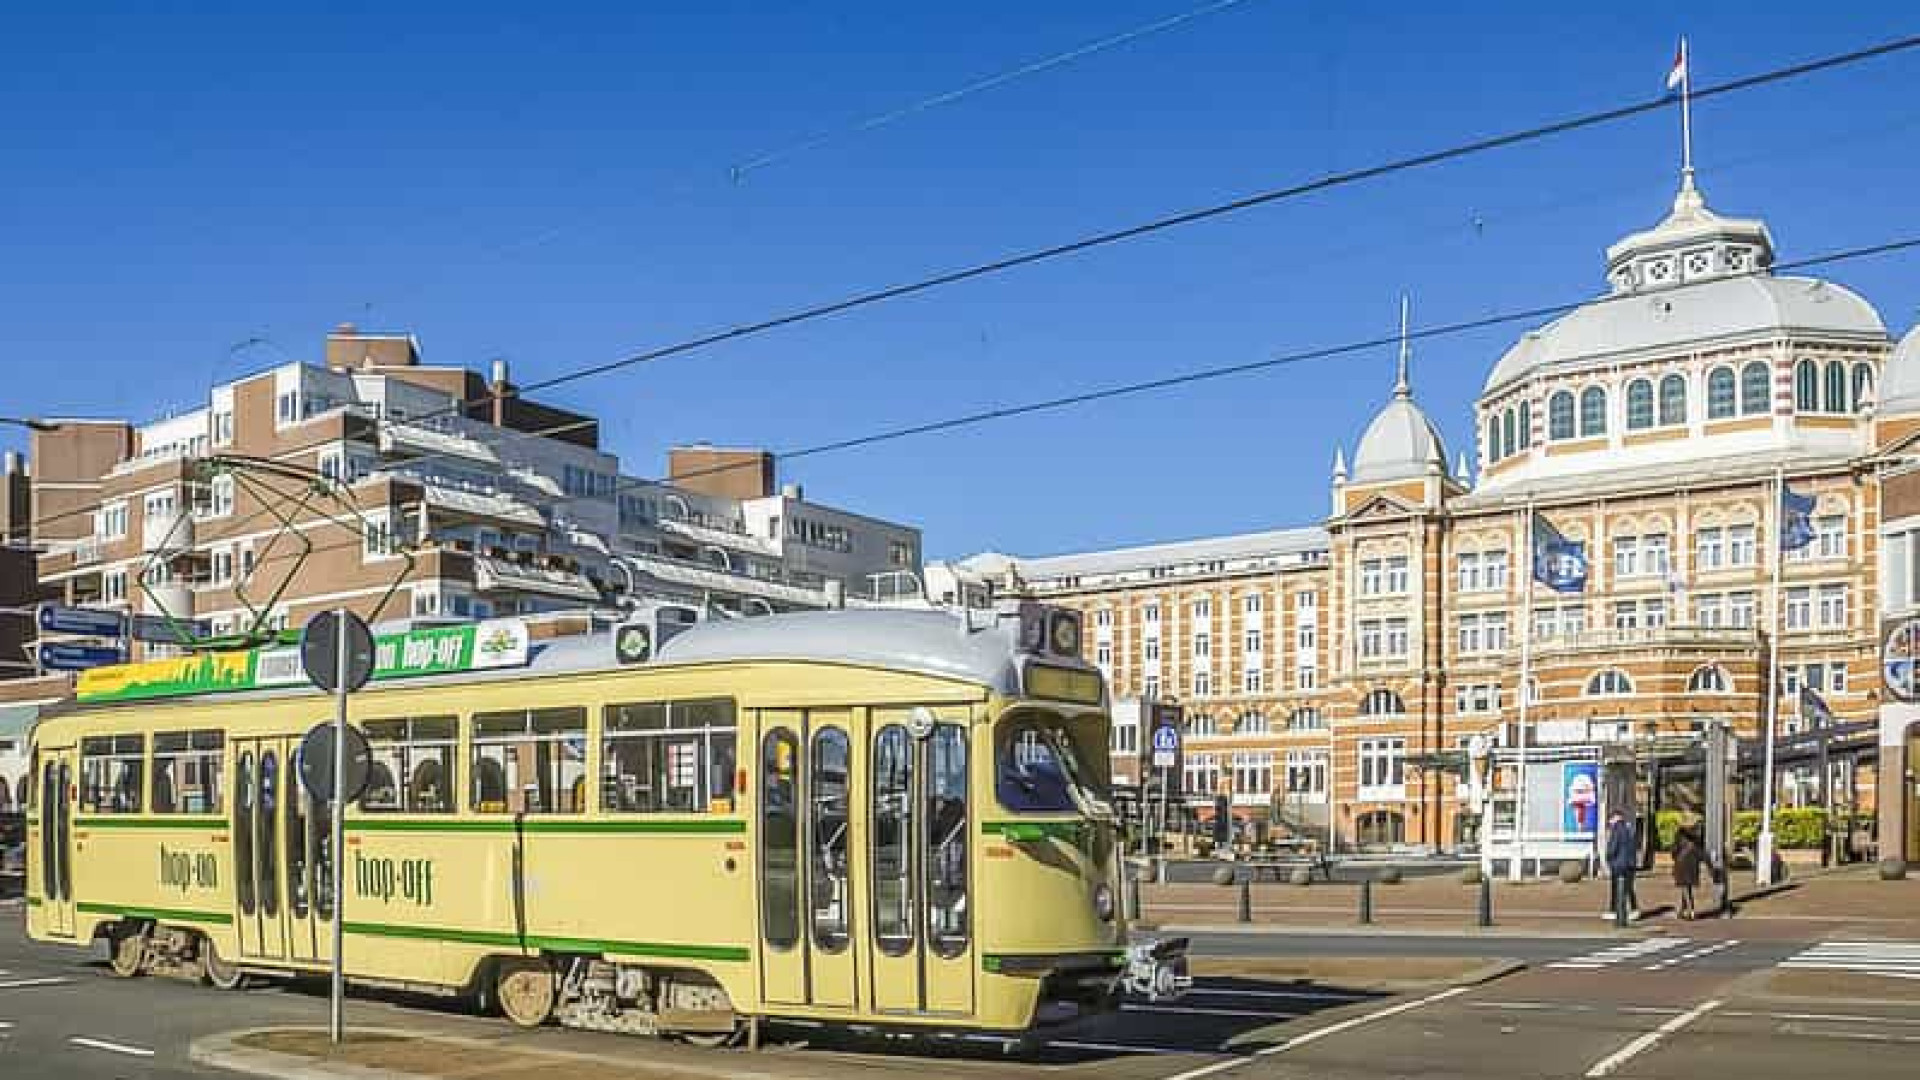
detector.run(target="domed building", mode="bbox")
[967,168,1910,857]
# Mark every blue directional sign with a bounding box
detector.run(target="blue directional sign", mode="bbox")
[36,604,127,638]
[39,642,126,671]
[129,613,213,645]
[1150,723,1181,770]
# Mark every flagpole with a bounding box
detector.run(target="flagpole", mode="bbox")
[1679,37,1694,179]
[1511,503,1535,882]
[1758,465,1783,886]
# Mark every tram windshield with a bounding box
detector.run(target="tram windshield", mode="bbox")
[996,715,1109,815]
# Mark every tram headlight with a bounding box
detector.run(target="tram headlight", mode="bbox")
[1092,882,1116,922]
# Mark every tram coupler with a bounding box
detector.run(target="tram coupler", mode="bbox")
[1121,936,1191,1002]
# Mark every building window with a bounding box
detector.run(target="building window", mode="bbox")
[1143,603,1160,625]
[1360,559,1383,596]
[1789,515,1847,562]
[1784,586,1812,631]
[1585,668,1635,697]
[1741,361,1772,415]
[212,408,234,446]
[1192,597,1212,623]
[1658,373,1687,425]
[98,501,129,539]
[363,511,397,559]
[1232,752,1273,800]
[1853,363,1875,411]
[1518,400,1532,448]
[1288,708,1325,731]
[1357,738,1406,798]
[1111,711,1139,755]
[1095,643,1112,668]
[1183,753,1219,797]
[1548,390,1575,440]
[1795,360,1819,411]
[1501,409,1517,460]
[1455,683,1500,714]
[1487,415,1502,463]
[1384,556,1408,594]
[1295,667,1318,690]
[1579,387,1607,437]
[1143,637,1161,663]
[1192,671,1212,698]
[1236,711,1269,736]
[1243,594,1263,616]
[1707,366,1736,419]
[1816,583,1848,629]
[1193,632,1211,660]
[1532,603,1588,640]
[276,390,301,425]
[1824,360,1848,413]
[210,546,234,586]
[1456,612,1508,654]
[1625,379,1654,430]
[1243,668,1264,693]
[1359,689,1405,717]
[1284,750,1327,799]
[1095,608,1113,629]
[1143,674,1161,699]
[1356,810,1406,845]
[1244,627,1263,654]
[103,569,128,603]
[1188,712,1218,737]
[1695,527,1724,570]
[1728,524,1756,566]
[1687,664,1732,694]
[1728,591,1756,628]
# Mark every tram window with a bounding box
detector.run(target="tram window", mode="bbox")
[287,749,310,919]
[761,730,800,951]
[150,730,225,814]
[810,727,851,953]
[363,716,458,813]
[601,698,737,813]
[995,719,1104,813]
[470,707,588,815]
[927,724,969,958]
[79,734,145,813]
[235,751,256,916]
[871,725,915,957]
[259,750,280,918]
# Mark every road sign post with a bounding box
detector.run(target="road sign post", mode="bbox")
[299,608,375,1046]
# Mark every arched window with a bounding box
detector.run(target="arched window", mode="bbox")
[1359,689,1405,717]
[1584,668,1635,697]
[1236,710,1268,735]
[1486,416,1502,462]
[1579,387,1608,438]
[1686,664,1732,694]
[1824,361,1848,413]
[1795,359,1819,411]
[1187,712,1218,737]
[1549,390,1575,440]
[1524,676,1541,705]
[1502,409,1517,460]
[1741,361,1772,415]
[1707,366,1736,419]
[1854,363,1875,411]
[1658,373,1687,425]
[1356,810,1405,848]
[1288,708,1325,731]
[1626,379,1654,430]
[1518,400,1532,448]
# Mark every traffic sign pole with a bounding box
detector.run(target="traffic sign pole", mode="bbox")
[330,607,348,1045]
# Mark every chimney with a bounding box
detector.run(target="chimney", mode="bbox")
[3,451,18,475]
[490,357,511,426]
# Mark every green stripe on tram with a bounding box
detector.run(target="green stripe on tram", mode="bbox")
[345,818,746,835]
[24,896,42,907]
[342,921,749,962]
[76,901,233,926]
[75,816,229,830]
[980,820,1083,842]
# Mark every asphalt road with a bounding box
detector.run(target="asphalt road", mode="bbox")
[5,896,1920,1080]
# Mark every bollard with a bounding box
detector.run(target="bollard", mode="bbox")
[1156,857,1168,885]
[1126,873,1142,922]
[1612,876,1628,929]
[1477,873,1493,928]
[1359,878,1374,925]
[1237,875,1252,923]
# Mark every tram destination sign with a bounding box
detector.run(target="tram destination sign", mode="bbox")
[75,618,533,704]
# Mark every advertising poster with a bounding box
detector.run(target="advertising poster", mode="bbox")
[1562,761,1600,835]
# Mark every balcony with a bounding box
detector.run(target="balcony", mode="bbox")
[1529,624,1759,656]
[141,509,194,554]
[473,554,601,602]
[379,420,499,465]
[619,550,835,608]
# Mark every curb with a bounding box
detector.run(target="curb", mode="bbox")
[191,1028,421,1080]
[1164,923,1649,941]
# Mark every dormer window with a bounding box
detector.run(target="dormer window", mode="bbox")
[1683,248,1713,278]
[1724,246,1751,273]
[1643,256,1676,285]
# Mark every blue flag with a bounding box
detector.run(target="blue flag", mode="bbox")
[1799,685,1835,729]
[1531,512,1588,593]
[1780,483,1816,552]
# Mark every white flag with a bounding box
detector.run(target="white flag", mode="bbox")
[1666,38,1688,91]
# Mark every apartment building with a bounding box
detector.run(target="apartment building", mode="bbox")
[24,324,922,660]
[968,171,1909,852]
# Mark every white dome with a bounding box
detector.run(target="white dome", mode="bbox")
[1484,275,1885,393]
[1883,324,1920,415]
[1351,396,1447,484]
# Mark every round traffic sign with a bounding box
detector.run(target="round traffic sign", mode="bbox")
[302,610,376,693]
[299,721,372,804]
[1151,725,1181,752]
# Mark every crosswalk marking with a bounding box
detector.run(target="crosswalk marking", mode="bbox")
[1779,941,1920,980]
[1646,939,1739,970]
[1550,938,1685,970]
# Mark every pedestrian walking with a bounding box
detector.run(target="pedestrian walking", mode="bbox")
[1605,809,1640,922]
[1671,820,1704,920]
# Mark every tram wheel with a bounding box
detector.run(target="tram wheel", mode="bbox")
[201,938,249,991]
[495,959,556,1029]
[107,924,149,978]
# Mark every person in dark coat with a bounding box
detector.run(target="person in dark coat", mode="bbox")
[1671,821,1704,920]
[1604,809,1640,921]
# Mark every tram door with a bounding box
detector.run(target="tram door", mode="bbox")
[757,710,857,1011]
[38,747,77,937]
[867,708,974,1017]
[231,736,334,966]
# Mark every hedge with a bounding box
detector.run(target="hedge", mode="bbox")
[1654,808,1868,850]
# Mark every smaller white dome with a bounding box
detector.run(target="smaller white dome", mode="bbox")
[1882,324,1920,415]
[1351,396,1447,484]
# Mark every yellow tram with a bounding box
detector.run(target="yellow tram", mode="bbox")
[22,604,1186,1040]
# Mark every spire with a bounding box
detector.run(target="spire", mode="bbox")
[1455,452,1472,483]
[1394,293,1412,400]
[1332,447,1348,483]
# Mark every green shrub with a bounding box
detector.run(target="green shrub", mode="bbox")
[1732,808,1830,849]
[1655,810,1684,850]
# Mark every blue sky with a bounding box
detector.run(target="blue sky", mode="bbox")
[3,2,1916,559]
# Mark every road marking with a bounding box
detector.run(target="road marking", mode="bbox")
[69,1036,155,1057]
[1646,940,1739,970]
[1187,986,1370,1001]
[1155,986,1471,1080]
[1551,938,1686,970]
[1125,1003,1298,1019]
[1724,1010,1920,1026]
[1778,940,1920,980]
[1583,999,1722,1078]
[1781,1027,1920,1045]
[0,977,71,990]
[1048,1039,1188,1055]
